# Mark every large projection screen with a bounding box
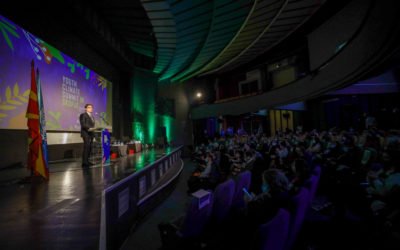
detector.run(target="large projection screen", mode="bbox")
[0,14,112,132]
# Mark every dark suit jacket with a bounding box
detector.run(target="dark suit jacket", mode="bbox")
[80,112,95,137]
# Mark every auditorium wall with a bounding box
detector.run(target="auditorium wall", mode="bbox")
[130,68,190,146]
[157,83,191,147]
[131,68,158,144]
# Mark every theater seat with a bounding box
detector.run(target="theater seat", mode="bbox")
[231,170,252,213]
[211,179,235,224]
[304,175,319,206]
[255,208,290,250]
[312,165,321,177]
[159,192,213,249]
[287,187,310,250]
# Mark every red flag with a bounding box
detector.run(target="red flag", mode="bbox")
[26,60,48,180]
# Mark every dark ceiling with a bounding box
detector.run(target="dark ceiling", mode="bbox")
[0,0,350,83]
[91,0,155,58]
[86,0,346,83]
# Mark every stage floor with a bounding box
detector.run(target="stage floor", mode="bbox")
[0,147,178,249]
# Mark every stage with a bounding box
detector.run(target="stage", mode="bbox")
[0,147,183,250]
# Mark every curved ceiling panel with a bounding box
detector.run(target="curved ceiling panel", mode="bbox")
[138,0,324,83]
[141,0,177,74]
[212,0,323,73]
[193,0,288,77]
[171,0,255,82]
[158,0,214,81]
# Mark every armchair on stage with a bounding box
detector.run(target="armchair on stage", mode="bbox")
[89,127,112,165]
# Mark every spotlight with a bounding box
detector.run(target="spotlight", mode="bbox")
[196,92,202,98]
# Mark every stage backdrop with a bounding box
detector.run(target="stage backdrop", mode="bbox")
[0,14,111,131]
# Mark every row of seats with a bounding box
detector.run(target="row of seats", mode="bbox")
[159,166,321,250]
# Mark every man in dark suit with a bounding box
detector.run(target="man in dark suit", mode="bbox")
[80,104,95,167]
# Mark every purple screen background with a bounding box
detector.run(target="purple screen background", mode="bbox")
[0,14,110,131]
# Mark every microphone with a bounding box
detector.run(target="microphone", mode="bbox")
[96,112,109,125]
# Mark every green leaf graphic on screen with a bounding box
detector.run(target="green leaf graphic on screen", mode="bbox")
[96,76,108,90]
[76,63,91,80]
[5,86,11,100]
[47,111,61,129]
[0,83,28,121]
[13,84,19,96]
[42,41,65,64]
[67,63,75,73]
[19,89,30,102]
[0,102,14,119]
[49,111,61,120]
[0,17,20,51]
[6,85,23,105]
[0,96,7,120]
[85,69,90,80]
[46,122,61,129]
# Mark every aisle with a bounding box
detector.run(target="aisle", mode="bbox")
[121,159,195,250]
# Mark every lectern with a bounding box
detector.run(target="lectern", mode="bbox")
[89,127,111,165]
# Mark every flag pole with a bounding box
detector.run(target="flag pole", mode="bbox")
[21,59,47,183]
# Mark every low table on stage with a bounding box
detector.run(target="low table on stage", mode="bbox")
[110,143,128,157]
[127,140,142,154]
[111,140,142,158]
